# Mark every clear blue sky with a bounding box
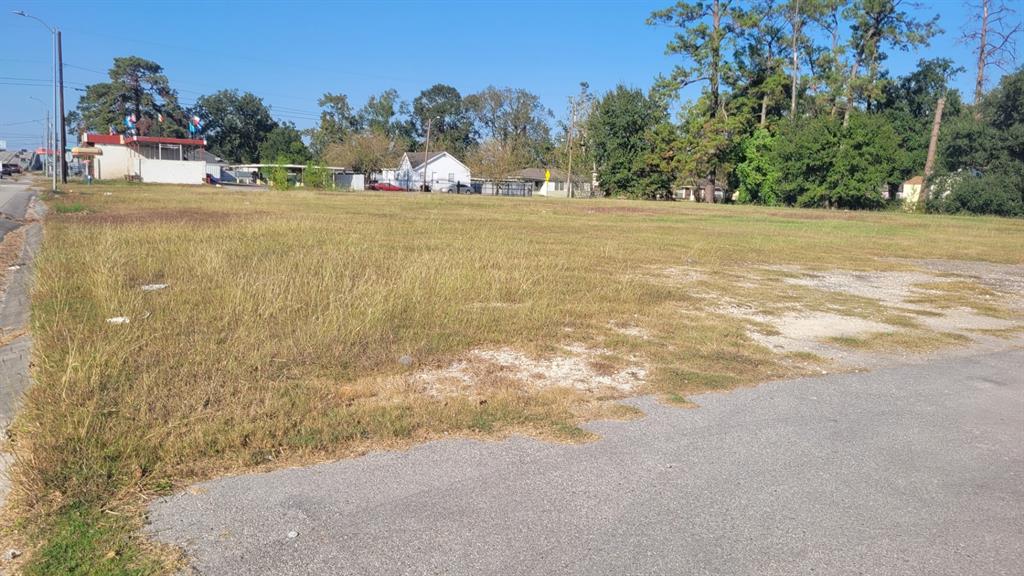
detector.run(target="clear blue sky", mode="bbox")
[0,0,1015,150]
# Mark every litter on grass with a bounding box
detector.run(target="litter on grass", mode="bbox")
[141,283,168,292]
[106,316,130,325]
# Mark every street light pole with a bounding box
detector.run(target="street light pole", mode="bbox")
[14,9,58,192]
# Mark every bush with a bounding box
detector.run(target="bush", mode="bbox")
[929,170,1024,216]
[267,157,290,191]
[304,162,331,189]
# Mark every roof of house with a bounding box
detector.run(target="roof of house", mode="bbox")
[200,149,227,164]
[903,176,925,185]
[403,150,448,170]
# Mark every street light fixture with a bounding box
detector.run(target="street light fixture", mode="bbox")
[13,9,58,192]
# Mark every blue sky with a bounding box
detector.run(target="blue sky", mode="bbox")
[0,0,1016,150]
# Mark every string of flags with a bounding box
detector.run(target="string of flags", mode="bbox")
[114,112,203,137]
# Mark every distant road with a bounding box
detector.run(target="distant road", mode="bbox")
[150,349,1024,576]
[0,179,34,241]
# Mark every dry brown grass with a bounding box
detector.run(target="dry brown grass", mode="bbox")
[3,183,1023,574]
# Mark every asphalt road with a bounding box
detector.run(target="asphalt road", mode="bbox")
[0,178,34,242]
[0,177,36,506]
[149,349,1024,575]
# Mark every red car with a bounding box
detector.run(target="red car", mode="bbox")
[369,182,403,191]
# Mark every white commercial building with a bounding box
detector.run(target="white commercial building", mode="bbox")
[81,133,208,184]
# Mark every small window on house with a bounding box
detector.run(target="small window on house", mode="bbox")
[555,181,564,191]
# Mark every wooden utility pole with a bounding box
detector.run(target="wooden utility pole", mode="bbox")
[58,29,67,184]
[422,117,432,192]
[566,98,576,198]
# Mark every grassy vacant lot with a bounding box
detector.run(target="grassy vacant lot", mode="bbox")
[4,182,1023,574]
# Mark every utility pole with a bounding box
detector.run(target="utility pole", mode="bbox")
[566,98,576,199]
[58,29,67,184]
[422,116,434,192]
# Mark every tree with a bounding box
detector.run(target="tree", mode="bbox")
[806,0,851,118]
[769,112,896,208]
[736,128,782,204]
[465,86,553,167]
[841,0,940,126]
[962,0,1022,106]
[735,1,790,127]
[258,123,310,164]
[920,62,964,203]
[878,58,965,184]
[322,131,400,176]
[648,0,745,201]
[588,85,671,198]
[411,84,474,157]
[194,90,277,163]
[464,139,520,182]
[310,92,359,158]
[358,89,404,137]
[76,56,186,137]
[935,67,1024,216]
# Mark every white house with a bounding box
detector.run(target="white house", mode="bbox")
[382,151,471,191]
[81,133,207,184]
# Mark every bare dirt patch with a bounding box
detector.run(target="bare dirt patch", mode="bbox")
[414,344,648,397]
[712,264,1024,367]
[897,259,1024,305]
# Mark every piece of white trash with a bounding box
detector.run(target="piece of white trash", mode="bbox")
[106,316,130,325]
[6,265,19,271]
[287,531,298,539]
[141,283,168,292]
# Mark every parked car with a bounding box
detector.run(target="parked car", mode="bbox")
[446,182,474,194]
[369,182,403,191]
[2,163,21,176]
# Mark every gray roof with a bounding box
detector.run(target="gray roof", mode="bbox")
[201,150,227,164]
[404,150,447,170]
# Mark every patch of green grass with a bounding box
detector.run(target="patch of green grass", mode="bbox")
[53,202,87,214]
[24,505,162,576]
[827,330,970,352]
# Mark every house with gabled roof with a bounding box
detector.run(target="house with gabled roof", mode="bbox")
[384,150,471,191]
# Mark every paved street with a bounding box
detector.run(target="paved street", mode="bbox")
[0,177,37,506]
[0,179,34,243]
[150,349,1024,576]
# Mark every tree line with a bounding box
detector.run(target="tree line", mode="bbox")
[70,0,1021,214]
